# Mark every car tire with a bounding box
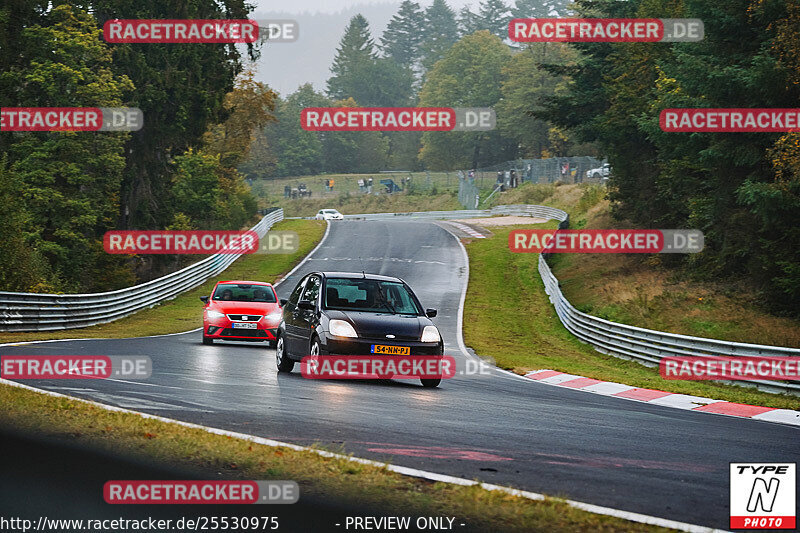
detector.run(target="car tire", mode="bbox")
[420,378,441,388]
[276,336,294,373]
[202,334,213,345]
[593,173,601,180]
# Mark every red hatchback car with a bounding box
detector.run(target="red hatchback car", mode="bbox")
[200,281,283,346]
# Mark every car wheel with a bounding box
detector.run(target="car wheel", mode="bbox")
[202,333,213,345]
[276,336,294,373]
[420,378,441,388]
[593,173,601,179]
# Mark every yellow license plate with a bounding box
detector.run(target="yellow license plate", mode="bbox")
[371,345,410,355]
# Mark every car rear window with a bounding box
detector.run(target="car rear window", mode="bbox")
[213,284,276,303]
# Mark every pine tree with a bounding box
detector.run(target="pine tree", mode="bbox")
[475,0,510,39]
[510,0,568,19]
[380,1,425,68]
[420,0,459,71]
[458,6,480,36]
[327,15,377,100]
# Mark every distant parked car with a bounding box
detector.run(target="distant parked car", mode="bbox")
[315,209,343,220]
[587,163,611,181]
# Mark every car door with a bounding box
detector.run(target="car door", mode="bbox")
[283,276,308,356]
[292,275,321,354]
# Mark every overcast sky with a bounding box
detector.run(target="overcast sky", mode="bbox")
[251,0,478,15]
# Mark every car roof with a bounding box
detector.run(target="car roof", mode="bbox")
[310,271,405,283]
[216,280,272,286]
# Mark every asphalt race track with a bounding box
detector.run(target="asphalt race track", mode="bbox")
[3,220,798,530]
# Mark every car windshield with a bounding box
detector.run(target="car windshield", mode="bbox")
[212,284,275,303]
[324,278,421,315]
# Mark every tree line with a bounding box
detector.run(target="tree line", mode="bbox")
[537,0,800,313]
[1,1,274,293]
[243,0,585,178]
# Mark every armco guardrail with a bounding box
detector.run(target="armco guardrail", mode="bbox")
[538,255,800,394]
[339,204,570,226]
[0,210,284,332]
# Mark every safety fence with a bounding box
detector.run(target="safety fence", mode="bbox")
[0,210,284,332]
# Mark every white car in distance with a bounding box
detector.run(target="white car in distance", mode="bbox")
[315,209,344,220]
[586,163,611,181]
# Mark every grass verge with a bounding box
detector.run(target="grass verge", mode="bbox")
[491,182,800,346]
[262,191,462,218]
[462,223,800,410]
[0,382,677,533]
[0,219,326,344]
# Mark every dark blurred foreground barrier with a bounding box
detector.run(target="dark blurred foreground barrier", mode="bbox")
[0,428,408,533]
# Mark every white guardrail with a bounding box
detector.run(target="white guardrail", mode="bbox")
[0,209,284,332]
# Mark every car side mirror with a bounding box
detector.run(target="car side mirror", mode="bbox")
[298,300,315,311]
[280,299,288,306]
[200,296,209,304]
[425,308,437,318]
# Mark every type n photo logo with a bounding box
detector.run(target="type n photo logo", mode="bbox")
[730,463,796,529]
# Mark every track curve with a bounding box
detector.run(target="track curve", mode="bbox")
[2,219,798,530]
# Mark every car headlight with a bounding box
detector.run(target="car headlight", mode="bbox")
[421,325,440,343]
[206,310,225,320]
[329,319,357,338]
[266,311,282,321]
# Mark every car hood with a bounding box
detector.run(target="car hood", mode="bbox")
[325,310,430,340]
[209,301,281,315]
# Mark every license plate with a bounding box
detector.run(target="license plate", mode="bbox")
[371,344,410,355]
[232,322,258,329]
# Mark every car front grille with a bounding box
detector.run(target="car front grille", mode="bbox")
[226,314,262,322]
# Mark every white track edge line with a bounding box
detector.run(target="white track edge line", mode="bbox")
[0,377,725,533]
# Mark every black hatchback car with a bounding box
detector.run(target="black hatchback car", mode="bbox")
[275,271,444,387]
